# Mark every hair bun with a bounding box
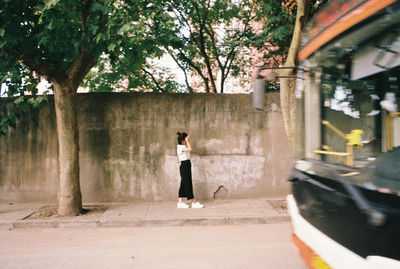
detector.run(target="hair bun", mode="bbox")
[177,132,181,136]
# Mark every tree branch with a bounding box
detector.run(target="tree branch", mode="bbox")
[193,4,217,92]
[66,0,103,89]
[169,6,192,34]
[177,49,211,92]
[169,53,193,92]
[221,49,237,93]
[142,67,163,92]
[79,0,93,37]
[204,22,224,71]
[66,51,98,89]
[3,47,66,82]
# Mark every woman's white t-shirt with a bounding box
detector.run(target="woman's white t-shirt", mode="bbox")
[177,144,190,162]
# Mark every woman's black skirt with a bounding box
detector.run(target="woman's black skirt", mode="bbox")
[179,160,194,200]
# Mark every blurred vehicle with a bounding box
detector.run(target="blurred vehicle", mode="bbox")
[287,0,400,268]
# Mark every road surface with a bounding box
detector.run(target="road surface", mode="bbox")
[0,223,307,269]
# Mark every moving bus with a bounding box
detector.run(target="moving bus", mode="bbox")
[287,0,400,268]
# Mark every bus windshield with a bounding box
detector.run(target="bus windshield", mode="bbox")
[318,30,400,166]
[297,2,400,193]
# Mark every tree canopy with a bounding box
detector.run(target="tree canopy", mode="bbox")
[83,0,298,94]
[0,0,177,130]
[1,0,324,99]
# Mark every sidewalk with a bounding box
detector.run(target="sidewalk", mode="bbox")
[0,199,289,229]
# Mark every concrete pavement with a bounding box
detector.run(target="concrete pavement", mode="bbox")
[0,224,305,269]
[0,198,289,229]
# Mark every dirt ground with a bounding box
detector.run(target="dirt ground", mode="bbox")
[25,205,106,220]
[268,200,287,213]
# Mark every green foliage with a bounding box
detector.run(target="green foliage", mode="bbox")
[265,81,280,92]
[83,54,186,93]
[0,0,177,134]
[252,0,329,66]
[0,57,50,134]
[0,94,49,135]
[2,0,142,69]
[0,0,171,80]
[251,1,296,66]
[151,0,323,93]
[0,0,328,107]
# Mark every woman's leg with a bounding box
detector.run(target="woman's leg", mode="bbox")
[177,161,191,209]
[177,167,188,208]
[179,161,194,200]
[178,160,203,208]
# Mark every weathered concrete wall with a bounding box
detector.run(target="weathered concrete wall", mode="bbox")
[0,92,292,202]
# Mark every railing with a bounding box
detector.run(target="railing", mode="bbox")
[313,120,363,167]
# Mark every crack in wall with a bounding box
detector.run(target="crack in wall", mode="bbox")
[213,185,228,199]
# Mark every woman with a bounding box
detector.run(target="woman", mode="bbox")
[176,132,204,209]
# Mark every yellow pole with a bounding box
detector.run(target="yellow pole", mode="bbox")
[322,145,346,163]
[346,143,354,167]
[387,112,400,150]
[313,150,351,157]
[322,120,347,140]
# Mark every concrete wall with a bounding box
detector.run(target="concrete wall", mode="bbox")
[0,92,292,203]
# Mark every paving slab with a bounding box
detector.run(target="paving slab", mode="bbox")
[0,203,43,229]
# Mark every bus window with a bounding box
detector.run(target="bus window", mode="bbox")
[310,29,400,168]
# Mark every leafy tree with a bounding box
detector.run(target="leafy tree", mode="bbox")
[253,0,327,147]
[253,1,325,63]
[80,0,314,95]
[0,59,50,134]
[83,54,186,93]
[0,0,165,216]
[152,0,260,93]
[252,1,296,67]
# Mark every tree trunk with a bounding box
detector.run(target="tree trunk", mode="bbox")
[52,80,82,216]
[279,75,297,150]
[279,0,307,150]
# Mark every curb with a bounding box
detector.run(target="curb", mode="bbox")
[1,215,290,229]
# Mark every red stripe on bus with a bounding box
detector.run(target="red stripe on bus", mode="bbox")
[292,233,332,269]
[299,0,397,60]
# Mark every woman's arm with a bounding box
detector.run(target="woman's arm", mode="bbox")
[182,135,192,152]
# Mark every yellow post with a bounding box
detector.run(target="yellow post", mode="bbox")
[346,143,354,167]
[313,150,351,157]
[347,129,364,148]
[387,112,400,151]
[387,113,393,150]
[317,120,365,166]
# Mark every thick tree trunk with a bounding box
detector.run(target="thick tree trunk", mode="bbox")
[279,0,307,150]
[52,80,82,216]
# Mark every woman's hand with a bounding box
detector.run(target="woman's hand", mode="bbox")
[183,135,192,152]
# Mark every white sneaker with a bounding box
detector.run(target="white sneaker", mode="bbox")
[177,202,189,209]
[191,202,204,208]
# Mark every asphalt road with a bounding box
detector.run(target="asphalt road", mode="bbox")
[0,223,307,269]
